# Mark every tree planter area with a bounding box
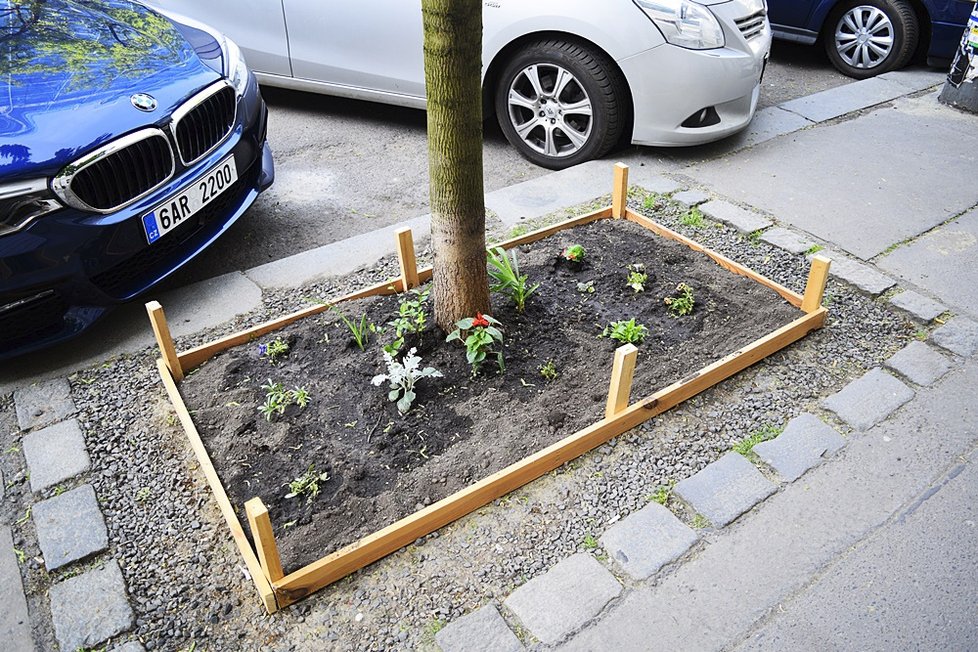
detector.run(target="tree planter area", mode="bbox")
[147,164,830,613]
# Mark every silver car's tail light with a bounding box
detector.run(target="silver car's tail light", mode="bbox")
[171,81,237,166]
[53,128,175,213]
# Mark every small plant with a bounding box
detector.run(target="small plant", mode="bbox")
[285,464,330,504]
[258,337,289,363]
[561,244,586,263]
[805,244,824,255]
[576,280,595,294]
[600,318,649,344]
[681,207,705,227]
[914,329,928,341]
[447,313,505,375]
[664,282,695,317]
[134,487,151,502]
[258,380,311,421]
[330,306,378,351]
[487,246,539,313]
[626,263,648,293]
[12,547,25,564]
[386,288,429,355]
[539,360,558,381]
[371,348,443,414]
[642,192,663,211]
[582,533,598,550]
[691,514,710,529]
[733,424,783,458]
[748,229,763,245]
[648,481,675,505]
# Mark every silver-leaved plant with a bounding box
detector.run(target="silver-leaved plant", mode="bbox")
[371,348,443,414]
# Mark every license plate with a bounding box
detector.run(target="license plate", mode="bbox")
[142,155,238,244]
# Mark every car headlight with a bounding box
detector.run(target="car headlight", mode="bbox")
[635,0,725,50]
[0,179,62,237]
[224,36,249,96]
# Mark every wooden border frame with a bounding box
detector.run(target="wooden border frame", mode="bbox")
[150,164,829,612]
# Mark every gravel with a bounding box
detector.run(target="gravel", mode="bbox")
[23,188,911,651]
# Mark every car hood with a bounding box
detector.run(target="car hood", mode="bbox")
[0,0,222,179]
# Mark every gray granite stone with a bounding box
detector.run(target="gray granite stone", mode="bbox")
[753,414,846,482]
[23,419,90,493]
[884,341,953,386]
[760,227,818,255]
[436,604,522,652]
[640,175,682,195]
[13,378,74,431]
[699,200,773,234]
[504,553,621,645]
[822,368,915,431]
[814,251,895,296]
[600,502,698,580]
[33,485,107,571]
[111,643,146,652]
[780,77,910,122]
[674,453,777,527]
[888,291,946,323]
[672,189,710,207]
[1,526,34,651]
[931,317,978,357]
[49,561,134,651]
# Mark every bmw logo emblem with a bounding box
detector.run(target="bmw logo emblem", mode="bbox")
[130,93,158,112]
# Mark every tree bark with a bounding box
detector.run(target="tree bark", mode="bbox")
[422,0,491,331]
[939,9,978,113]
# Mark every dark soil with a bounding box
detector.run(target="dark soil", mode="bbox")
[180,219,799,571]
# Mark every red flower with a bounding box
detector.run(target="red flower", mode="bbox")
[472,313,490,328]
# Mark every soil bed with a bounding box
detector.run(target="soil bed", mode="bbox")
[180,219,799,571]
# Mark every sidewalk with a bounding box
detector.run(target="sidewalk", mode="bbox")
[2,68,976,651]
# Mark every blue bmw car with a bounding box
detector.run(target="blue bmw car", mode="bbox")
[0,0,273,360]
[768,0,973,78]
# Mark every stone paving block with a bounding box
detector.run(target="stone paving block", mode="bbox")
[753,413,846,482]
[640,175,682,195]
[931,317,978,357]
[33,484,107,571]
[13,378,74,431]
[760,227,817,255]
[675,453,777,527]
[111,642,146,652]
[600,502,698,580]
[814,251,895,296]
[22,419,90,493]
[49,560,134,651]
[699,200,773,234]
[504,553,621,645]
[0,468,4,501]
[822,368,915,431]
[740,106,814,148]
[884,341,953,387]
[436,604,522,652]
[888,290,945,323]
[779,77,909,122]
[1,526,34,651]
[672,189,709,207]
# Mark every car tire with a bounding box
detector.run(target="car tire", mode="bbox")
[823,0,919,79]
[494,40,627,170]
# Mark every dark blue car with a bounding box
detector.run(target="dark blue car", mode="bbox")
[0,0,273,360]
[768,0,974,78]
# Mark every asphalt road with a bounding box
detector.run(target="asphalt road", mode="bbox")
[166,40,851,288]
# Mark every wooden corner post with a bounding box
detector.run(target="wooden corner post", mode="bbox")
[605,344,638,419]
[612,163,629,218]
[245,497,284,584]
[801,255,831,313]
[395,227,419,291]
[145,301,183,382]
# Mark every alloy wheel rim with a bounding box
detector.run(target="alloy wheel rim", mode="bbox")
[834,6,895,69]
[506,63,593,158]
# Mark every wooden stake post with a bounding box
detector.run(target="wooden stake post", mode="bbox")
[150,162,829,612]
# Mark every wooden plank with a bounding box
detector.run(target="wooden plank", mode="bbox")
[612,163,629,218]
[145,301,183,381]
[245,498,285,583]
[624,209,804,308]
[396,227,420,291]
[605,344,638,419]
[156,359,278,613]
[272,307,827,602]
[801,256,832,313]
[492,207,614,250]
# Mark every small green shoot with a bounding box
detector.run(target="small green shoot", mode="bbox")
[642,192,663,211]
[12,547,25,564]
[748,229,763,245]
[648,482,675,505]
[330,306,377,351]
[258,337,290,363]
[626,263,648,293]
[135,487,151,502]
[914,329,928,341]
[259,380,312,421]
[805,244,823,255]
[582,534,598,550]
[681,207,704,227]
[576,280,595,294]
[600,318,649,345]
[562,244,586,262]
[691,514,710,529]
[385,288,429,355]
[539,360,558,381]
[487,246,540,313]
[664,282,695,317]
[16,507,30,525]
[53,485,66,497]
[733,424,783,458]
[285,464,330,503]
[447,314,505,375]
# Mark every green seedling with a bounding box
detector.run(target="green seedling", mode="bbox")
[285,464,330,504]
[447,314,505,375]
[626,263,648,293]
[681,207,705,227]
[733,424,783,458]
[562,244,586,262]
[582,534,598,550]
[330,306,378,351]
[539,360,558,381]
[664,282,695,317]
[259,380,311,421]
[258,337,289,362]
[600,318,649,344]
[487,246,539,313]
[805,244,824,255]
[135,487,151,502]
[576,280,595,294]
[385,288,429,355]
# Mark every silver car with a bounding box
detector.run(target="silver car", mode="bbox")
[150,0,771,169]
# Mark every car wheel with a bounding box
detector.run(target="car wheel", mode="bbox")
[823,0,919,79]
[495,40,626,170]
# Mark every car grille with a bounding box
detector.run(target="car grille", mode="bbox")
[173,84,236,165]
[735,10,766,41]
[68,133,174,212]
[0,290,68,348]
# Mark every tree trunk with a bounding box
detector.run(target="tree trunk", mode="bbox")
[939,8,978,113]
[421,0,491,332]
